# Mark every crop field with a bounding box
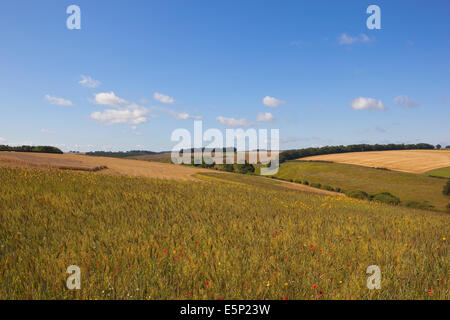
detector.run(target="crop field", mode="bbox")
[196,172,343,196]
[301,150,450,174]
[427,167,450,179]
[0,167,448,300]
[275,161,450,211]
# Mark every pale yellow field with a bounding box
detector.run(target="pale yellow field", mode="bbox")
[0,152,208,181]
[301,150,450,174]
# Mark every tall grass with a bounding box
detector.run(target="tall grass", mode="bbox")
[0,168,448,299]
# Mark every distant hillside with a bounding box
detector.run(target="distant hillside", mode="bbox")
[0,145,63,154]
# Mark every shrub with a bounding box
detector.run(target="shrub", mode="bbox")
[222,164,235,172]
[323,185,335,191]
[303,180,309,185]
[237,162,255,174]
[404,200,435,210]
[443,180,450,196]
[372,192,400,205]
[310,183,321,189]
[447,204,450,212]
[346,190,370,200]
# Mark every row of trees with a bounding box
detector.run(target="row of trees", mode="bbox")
[189,156,255,174]
[279,143,435,163]
[0,145,63,154]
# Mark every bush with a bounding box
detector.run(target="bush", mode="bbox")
[443,180,450,196]
[303,180,309,185]
[310,183,321,189]
[222,164,235,172]
[404,200,435,210]
[346,190,370,200]
[323,185,335,191]
[237,162,255,174]
[372,192,400,205]
[447,204,450,212]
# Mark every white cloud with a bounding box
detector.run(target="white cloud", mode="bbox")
[40,129,54,134]
[263,96,286,108]
[79,75,101,88]
[91,104,150,125]
[0,137,5,143]
[94,92,128,106]
[351,97,386,110]
[161,107,202,120]
[45,94,73,106]
[338,33,372,45]
[393,95,419,108]
[154,92,175,104]
[256,112,275,122]
[216,116,253,127]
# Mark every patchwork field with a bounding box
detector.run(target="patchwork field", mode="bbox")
[0,167,448,299]
[275,161,450,211]
[301,150,450,174]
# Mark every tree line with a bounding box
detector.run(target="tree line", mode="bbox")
[0,145,63,154]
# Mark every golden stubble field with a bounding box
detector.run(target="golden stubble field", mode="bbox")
[301,150,450,174]
[0,151,208,181]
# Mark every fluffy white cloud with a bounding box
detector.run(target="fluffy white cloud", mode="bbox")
[154,92,175,104]
[79,75,101,88]
[393,95,418,108]
[0,137,5,143]
[94,92,128,106]
[351,97,386,110]
[263,96,286,108]
[338,33,372,45]
[45,94,73,106]
[216,116,253,127]
[256,112,275,122]
[91,104,150,125]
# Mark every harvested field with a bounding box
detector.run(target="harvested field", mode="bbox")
[0,152,211,181]
[0,152,106,172]
[301,150,450,174]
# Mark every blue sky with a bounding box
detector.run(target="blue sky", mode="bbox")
[1,0,449,152]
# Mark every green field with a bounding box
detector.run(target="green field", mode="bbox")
[427,167,450,179]
[274,161,449,211]
[0,167,448,300]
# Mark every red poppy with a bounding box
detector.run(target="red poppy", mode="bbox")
[312,284,317,289]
